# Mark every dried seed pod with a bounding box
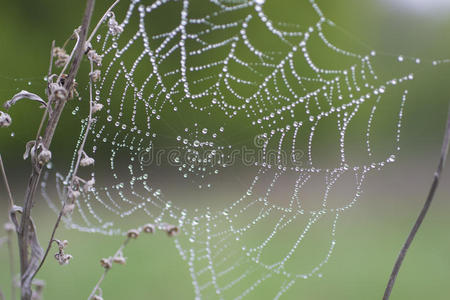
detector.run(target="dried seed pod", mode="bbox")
[0,111,12,127]
[83,178,95,192]
[54,252,72,265]
[126,229,140,239]
[166,225,179,237]
[92,103,104,113]
[87,49,102,66]
[80,155,95,167]
[52,86,68,101]
[100,258,112,269]
[142,224,155,234]
[90,69,101,82]
[38,148,52,165]
[52,47,67,58]
[108,15,123,36]
[112,256,126,265]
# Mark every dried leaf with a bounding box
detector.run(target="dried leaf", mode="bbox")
[22,215,43,294]
[23,141,36,160]
[4,90,47,110]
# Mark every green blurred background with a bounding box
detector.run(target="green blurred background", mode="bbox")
[1,0,450,299]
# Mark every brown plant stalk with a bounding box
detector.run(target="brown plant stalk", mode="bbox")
[0,154,17,300]
[383,106,450,299]
[17,0,96,299]
[31,0,121,286]
[34,48,98,279]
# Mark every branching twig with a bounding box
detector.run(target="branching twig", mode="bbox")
[86,0,121,45]
[87,237,131,300]
[34,56,97,279]
[18,1,96,299]
[57,31,80,83]
[70,59,95,191]
[383,106,450,299]
[87,224,176,300]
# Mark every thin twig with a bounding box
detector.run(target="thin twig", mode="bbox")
[31,210,64,279]
[383,106,450,300]
[34,41,56,147]
[6,227,16,300]
[57,31,80,83]
[47,40,55,80]
[70,60,95,188]
[0,154,14,210]
[0,289,4,300]
[18,1,96,298]
[34,42,98,280]
[88,237,131,300]
[86,0,121,45]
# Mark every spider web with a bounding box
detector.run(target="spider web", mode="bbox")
[41,0,415,298]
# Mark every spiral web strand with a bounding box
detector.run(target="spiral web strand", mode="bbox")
[41,0,415,298]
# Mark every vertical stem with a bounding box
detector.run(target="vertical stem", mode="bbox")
[0,154,15,210]
[7,229,16,300]
[87,238,131,299]
[383,107,450,299]
[17,1,96,299]
[0,155,16,299]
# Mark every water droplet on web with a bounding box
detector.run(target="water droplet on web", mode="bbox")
[10,132,15,137]
[72,107,79,115]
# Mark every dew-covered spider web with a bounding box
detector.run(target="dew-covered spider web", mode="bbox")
[41,0,420,298]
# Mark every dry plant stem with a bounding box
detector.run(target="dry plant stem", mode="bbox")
[88,237,131,300]
[86,0,121,45]
[18,1,96,299]
[34,57,96,279]
[0,289,4,300]
[0,154,15,210]
[31,210,64,278]
[71,59,95,189]
[7,227,16,300]
[57,32,80,82]
[0,155,17,300]
[34,41,56,148]
[383,107,450,300]
[48,41,55,79]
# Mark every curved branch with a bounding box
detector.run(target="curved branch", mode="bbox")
[383,106,450,300]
